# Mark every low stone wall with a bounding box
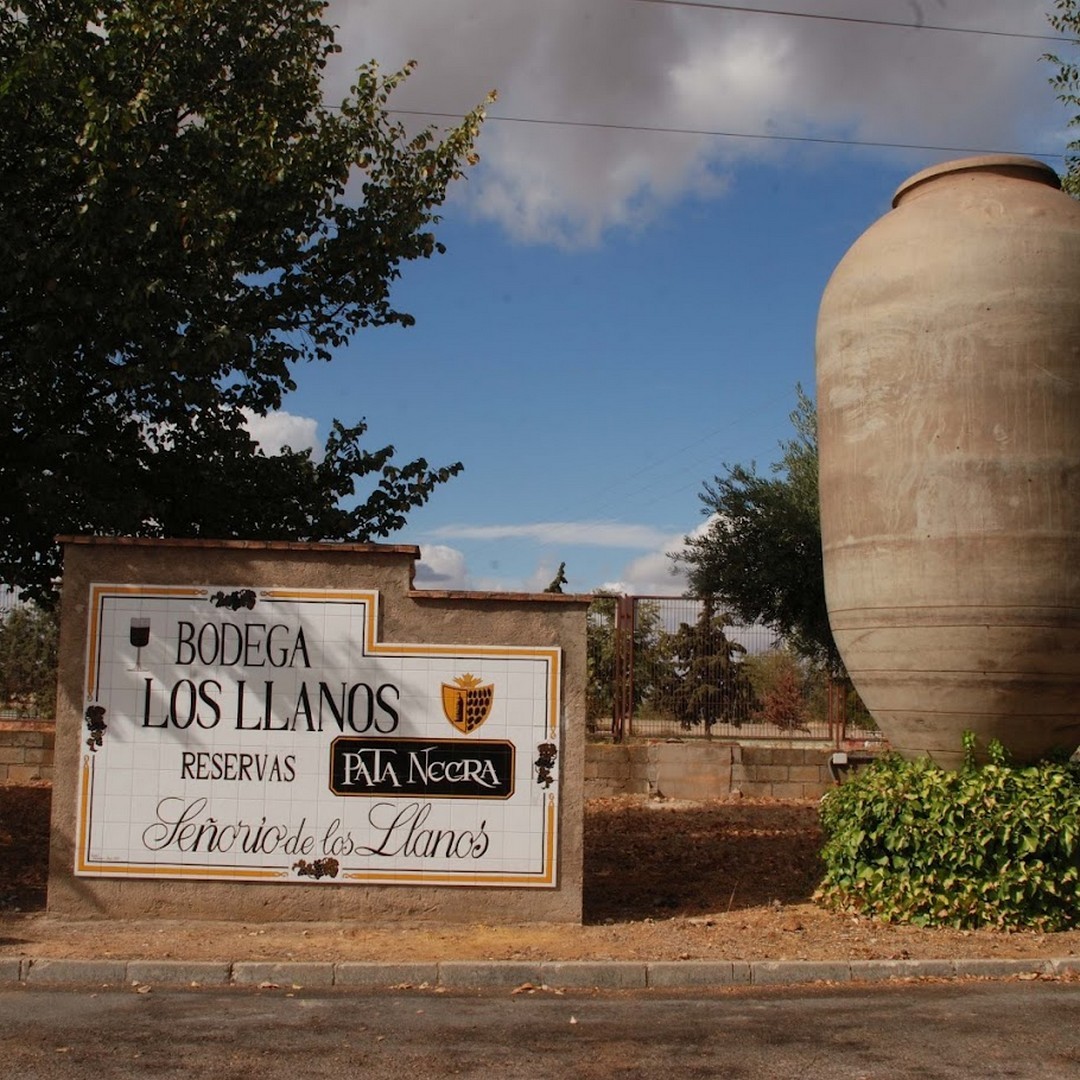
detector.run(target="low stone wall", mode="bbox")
[585,741,835,800]
[2,730,838,798]
[0,719,55,783]
[9,727,849,800]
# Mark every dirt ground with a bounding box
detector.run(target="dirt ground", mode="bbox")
[3,783,1080,964]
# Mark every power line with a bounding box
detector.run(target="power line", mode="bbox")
[631,0,1074,43]
[389,108,1065,160]
[529,398,786,533]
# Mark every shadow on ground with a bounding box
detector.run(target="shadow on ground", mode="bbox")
[0,786,824,924]
[581,797,823,923]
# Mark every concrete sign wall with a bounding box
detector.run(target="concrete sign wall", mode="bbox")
[50,539,588,923]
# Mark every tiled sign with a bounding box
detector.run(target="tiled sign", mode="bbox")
[76,585,560,887]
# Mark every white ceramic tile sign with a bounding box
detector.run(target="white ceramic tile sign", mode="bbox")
[76,585,560,887]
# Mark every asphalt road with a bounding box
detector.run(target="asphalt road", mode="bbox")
[1,981,1078,1078]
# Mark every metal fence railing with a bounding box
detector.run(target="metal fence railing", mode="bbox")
[588,594,881,745]
[2,586,883,738]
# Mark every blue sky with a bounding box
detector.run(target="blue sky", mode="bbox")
[246,0,1074,595]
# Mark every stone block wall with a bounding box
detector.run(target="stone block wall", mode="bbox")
[733,745,833,799]
[0,720,55,783]
[585,741,835,800]
[584,742,650,796]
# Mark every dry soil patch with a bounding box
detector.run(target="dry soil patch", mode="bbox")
[3,784,1080,963]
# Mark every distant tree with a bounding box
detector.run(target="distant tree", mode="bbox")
[544,563,569,593]
[674,386,840,672]
[1046,0,1080,196]
[742,648,812,733]
[0,603,58,718]
[0,1,489,604]
[650,597,752,732]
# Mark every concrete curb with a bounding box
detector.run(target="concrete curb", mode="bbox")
[541,961,647,990]
[127,960,231,987]
[232,961,335,988]
[3,956,1074,990]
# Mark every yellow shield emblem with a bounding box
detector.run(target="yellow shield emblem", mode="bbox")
[441,673,494,734]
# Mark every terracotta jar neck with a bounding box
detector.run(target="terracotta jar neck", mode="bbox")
[892,154,1060,209]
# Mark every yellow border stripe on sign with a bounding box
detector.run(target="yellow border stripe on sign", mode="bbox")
[78,585,562,886]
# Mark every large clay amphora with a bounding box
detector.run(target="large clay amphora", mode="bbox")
[816,155,1080,767]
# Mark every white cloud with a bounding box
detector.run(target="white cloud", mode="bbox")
[430,521,672,548]
[414,544,471,588]
[669,25,798,135]
[414,525,701,595]
[605,527,696,595]
[242,409,321,459]
[413,545,580,593]
[328,0,1059,246]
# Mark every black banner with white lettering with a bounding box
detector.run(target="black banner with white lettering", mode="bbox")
[329,737,515,799]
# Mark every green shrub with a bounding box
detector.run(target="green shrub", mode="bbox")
[816,735,1080,930]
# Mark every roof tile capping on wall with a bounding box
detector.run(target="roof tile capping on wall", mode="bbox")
[49,537,590,925]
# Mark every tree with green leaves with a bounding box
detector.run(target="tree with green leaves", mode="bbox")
[674,386,840,672]
[742,647,812,733]
[650,597,752,732]
[0,602,58,718]
[1046,0,1080,196]
[1,1,489,604]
